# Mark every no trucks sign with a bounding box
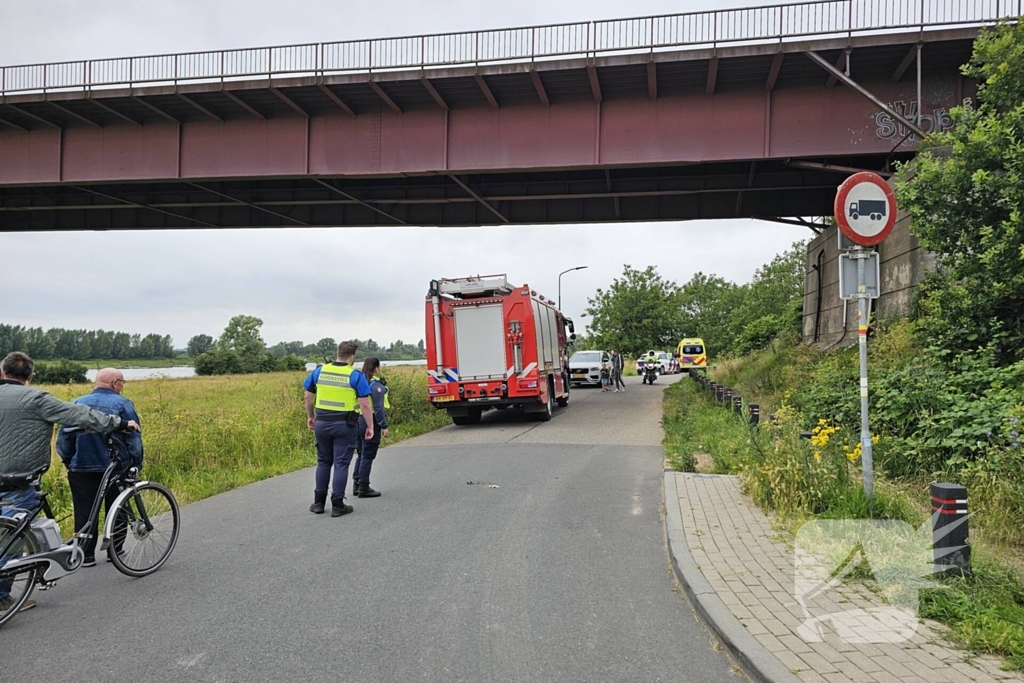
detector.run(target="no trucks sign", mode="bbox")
[834,172,897,247]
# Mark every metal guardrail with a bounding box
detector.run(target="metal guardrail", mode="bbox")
[1,0,1018,96]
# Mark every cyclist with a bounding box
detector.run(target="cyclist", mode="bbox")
[56,368,144,567]
[0,352,139,613]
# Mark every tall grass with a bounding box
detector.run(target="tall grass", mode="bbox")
[36,367,449,535]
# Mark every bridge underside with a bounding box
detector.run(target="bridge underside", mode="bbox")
[0,29,975,231]
[0,156,901,230]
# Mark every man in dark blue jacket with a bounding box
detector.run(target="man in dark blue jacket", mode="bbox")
[56,368,143,567]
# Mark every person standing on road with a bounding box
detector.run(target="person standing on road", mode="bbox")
[610,350,625,392]
[303,341,374,517]
[351,357,390,498]
[56,369,143,567]
[0,352,139,615]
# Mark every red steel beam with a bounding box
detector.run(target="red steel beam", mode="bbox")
[223,91,266,120]
[132,96,179,123]
[317,84,355,115]
[530,70,550,106]
[825,50,848,88]
[449,174,508,222]
[5,104,61,129]
[587,66,602,103]
[765,53,784,92]
[176,94,223,122]
[706,57,720,96]
[475,75,499,109]
[420,78,448,111]
[87,98,142,126]
[891,44,919,82]
[270,88,309,117]
[47,101,101,127]
[311,178,408,225]
[0,114,29,132]
[367,81,402,114]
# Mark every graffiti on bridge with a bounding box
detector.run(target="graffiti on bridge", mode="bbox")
[875,100,958,143]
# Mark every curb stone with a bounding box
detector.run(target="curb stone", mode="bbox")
[663,470,801,683]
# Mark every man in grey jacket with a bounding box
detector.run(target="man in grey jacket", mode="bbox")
[0,352,139,614]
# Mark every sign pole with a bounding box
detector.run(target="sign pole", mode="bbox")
[855,249,874,503]
[834,171,894,507]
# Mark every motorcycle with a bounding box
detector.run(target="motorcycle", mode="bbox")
[641,359,659,385]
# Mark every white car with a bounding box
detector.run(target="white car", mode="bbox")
[569,350,610,386]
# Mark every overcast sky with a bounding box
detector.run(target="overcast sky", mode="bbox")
[0,0,808,348]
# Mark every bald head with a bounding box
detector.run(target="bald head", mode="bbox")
[95,368,125,393]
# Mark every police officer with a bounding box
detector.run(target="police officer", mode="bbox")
[351,357,390,498]
[303,341,374,517]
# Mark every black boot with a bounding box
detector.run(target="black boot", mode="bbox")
[331,497,353,517]
[352,480,363,497]
[357,483,381,498]
[309,491,327,514]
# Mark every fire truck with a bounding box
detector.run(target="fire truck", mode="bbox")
[425,274,574,425]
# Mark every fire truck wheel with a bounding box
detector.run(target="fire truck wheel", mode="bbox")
[537,383,554,422]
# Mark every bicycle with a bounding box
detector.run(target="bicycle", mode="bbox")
[0,429,180,628]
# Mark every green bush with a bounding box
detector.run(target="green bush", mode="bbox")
[32,359,88,384]
[275,355,307,372]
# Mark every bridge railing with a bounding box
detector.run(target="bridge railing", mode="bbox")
[1,0,1019,95]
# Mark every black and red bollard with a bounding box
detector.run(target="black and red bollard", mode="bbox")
[931,483,970,576]
[733,396,742,416]
[748,403,760,426]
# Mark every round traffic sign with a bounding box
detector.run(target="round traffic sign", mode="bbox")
[834,172,897,247]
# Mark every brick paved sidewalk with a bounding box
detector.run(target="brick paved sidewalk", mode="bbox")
[671,472,1022,683]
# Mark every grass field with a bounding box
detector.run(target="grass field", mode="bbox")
[36,366,450,535]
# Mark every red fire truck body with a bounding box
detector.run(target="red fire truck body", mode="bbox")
[425,275,572,425]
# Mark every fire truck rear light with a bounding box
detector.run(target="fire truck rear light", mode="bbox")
[523,380,538,389]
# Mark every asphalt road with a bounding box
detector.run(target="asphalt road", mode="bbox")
[2,374,739,683]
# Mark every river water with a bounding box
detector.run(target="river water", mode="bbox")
[85,358,427,382]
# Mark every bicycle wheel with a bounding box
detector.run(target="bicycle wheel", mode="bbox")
[107,483,180,578]
[0,517,41,628]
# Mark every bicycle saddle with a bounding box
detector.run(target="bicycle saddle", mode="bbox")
[0,466,48,491]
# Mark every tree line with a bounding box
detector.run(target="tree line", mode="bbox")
[187,332,424,362]
[579,242,806,358]
[0,324,176,361]
[193,315,426,376]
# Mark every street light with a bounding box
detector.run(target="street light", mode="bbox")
[558,265,588,311]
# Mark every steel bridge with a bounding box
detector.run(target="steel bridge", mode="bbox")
[0,0,1016,231]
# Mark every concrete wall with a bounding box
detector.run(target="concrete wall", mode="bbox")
[802,195,934,347]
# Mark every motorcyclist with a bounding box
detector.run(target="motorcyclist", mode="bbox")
[644,350,659,369]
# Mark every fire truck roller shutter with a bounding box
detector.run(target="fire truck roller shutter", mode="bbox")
[454,304,508,380]
[532,300,551,369]
[545,305,559,371]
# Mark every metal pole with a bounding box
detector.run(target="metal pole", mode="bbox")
[856,249,874,502]
[916,42,923,138]
[558,266,588,310]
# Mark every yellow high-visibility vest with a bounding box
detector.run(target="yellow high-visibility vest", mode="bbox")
[314,363,358,413]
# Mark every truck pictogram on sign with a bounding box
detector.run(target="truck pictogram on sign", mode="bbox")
[848,199,887,222]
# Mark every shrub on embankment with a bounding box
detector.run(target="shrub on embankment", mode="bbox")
[662,327,1024,670]
[37,367,450,536]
